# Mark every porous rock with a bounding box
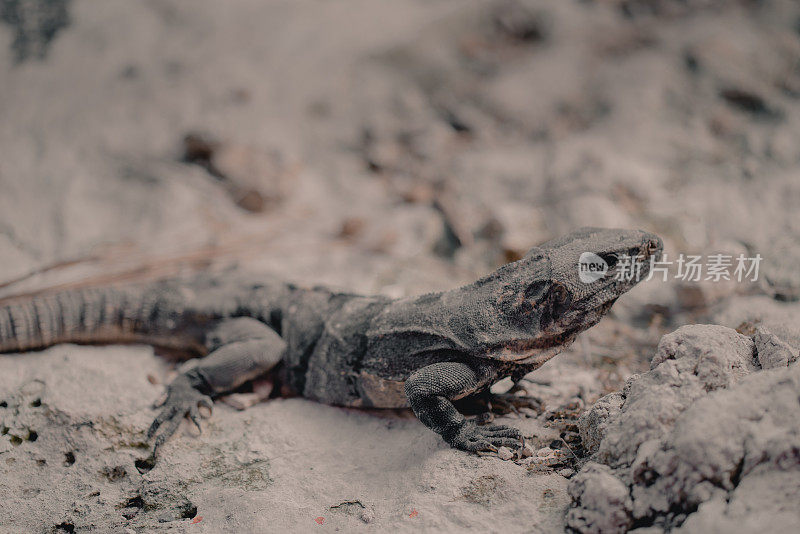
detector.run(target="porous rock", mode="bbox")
[566,463,632,534]
[577,392,623,456]
[568,324,800,532]
[596,325,757,467]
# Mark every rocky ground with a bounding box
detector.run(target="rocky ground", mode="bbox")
[1,0,800,532]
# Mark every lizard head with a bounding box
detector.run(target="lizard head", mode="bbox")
[537,226,662,329]
[482,227,662,365]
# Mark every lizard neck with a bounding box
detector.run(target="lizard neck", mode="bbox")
[367,258,555,362]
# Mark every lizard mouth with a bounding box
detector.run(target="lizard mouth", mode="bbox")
[483,326,582,363]
[483,294,618,364]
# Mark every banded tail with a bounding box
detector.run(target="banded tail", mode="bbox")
[0,283,204,354]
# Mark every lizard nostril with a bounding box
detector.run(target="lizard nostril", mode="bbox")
[644,240,659,257]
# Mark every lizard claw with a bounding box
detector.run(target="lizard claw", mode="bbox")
[447,422,523,453]
[152,391,168,409]
[147,373,213,452]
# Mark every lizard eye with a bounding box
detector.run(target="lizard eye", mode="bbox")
[599,253,618,269]
[549,283,572,316]
[551,283,568,301]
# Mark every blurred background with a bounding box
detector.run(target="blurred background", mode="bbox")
[2,0,800,394]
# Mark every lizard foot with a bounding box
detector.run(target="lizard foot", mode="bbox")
[148,372,213,453]
[447,422,522,452]
[219,377,274,410]
[488,392,543,416]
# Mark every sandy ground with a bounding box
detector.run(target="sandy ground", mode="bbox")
[1,0,800,532]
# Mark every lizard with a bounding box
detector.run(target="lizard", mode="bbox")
[0,227,662,454]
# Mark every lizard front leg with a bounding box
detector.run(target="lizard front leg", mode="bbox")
[405,362,522,452]
[148,317,285,451]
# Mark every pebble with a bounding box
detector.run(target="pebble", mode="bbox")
[520,443,535,458]
[497,447,514,460]
[360,509,375,524]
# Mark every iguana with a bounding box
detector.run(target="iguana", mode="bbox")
[0,227,661,453]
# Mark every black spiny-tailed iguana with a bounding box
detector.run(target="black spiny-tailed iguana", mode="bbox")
[0,227,662,453]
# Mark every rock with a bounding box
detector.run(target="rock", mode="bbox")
[753,326,798,369]
[568,324,800,531]
[577,392,623,456]
[497,446,514,460]
[526,455,567,470]
[596,325,757,467]
[648,324,756,383]
[360,508,375,524]
[520,443,535,458]
[566,463,632,534]
[715,296,800,351]
[628,364,800,527]
[757,232,800,302]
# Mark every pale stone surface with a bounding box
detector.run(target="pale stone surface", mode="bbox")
[596,325,757,467]
[0,346,569,533]
[566,463,632,534]
[753,327,798,369]
[578,392,623,456]
[569,325,800,533]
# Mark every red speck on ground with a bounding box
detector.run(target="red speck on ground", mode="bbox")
[409,510,418,518]
[315,517,325,525]
[191,516,203,524]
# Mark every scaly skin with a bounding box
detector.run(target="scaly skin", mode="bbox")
[0,227,662,454]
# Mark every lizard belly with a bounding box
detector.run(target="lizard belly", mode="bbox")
[356,372,409,408]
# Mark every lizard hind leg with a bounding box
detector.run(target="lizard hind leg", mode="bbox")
[148,317,286,453]
[219,376,275,410]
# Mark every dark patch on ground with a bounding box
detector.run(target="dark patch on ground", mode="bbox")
[52,522,74,533]
[118,493,145,520]
[100,465,126,482]
[720,88,783,120]
[134,455,155,474]
[0,0,72,63]
[180,503,198,519]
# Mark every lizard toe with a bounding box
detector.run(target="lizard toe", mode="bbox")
[451,422,519,452]
[188,406,203,435]
[483,424,513,430]
[147,406,175,439]
[148,374,214,447]
[197,395,214,417]
[465,439,497,452]
[488,436,522,449]
[152,391,168,409]
[482,425,522,439]
[153,415,183,453]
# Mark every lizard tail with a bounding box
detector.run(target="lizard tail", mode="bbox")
[0,284,202,354]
